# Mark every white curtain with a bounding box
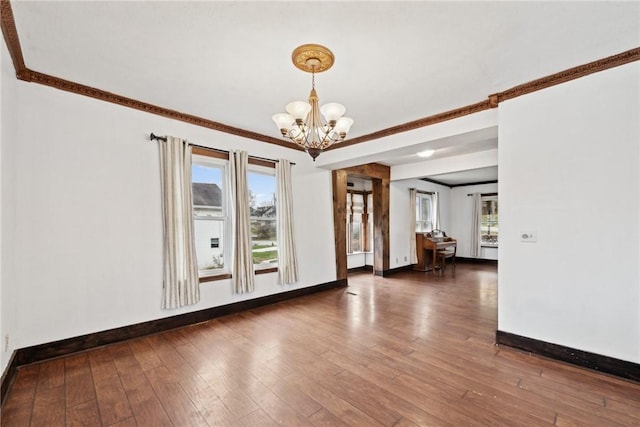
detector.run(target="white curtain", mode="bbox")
[158,136,200,309]
[409,188,418,264]
[230,150,255,293]
[276,159,299,284]
[471,193,482,257]
[433,191,441,231]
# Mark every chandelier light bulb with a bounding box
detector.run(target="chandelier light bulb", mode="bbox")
[334,117,354,136]
[320,103,346,124]
[272,113,294,133]
[285,101,312,121]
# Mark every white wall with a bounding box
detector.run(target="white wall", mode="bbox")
[498,62,640,363]
[390,179,451,269]
[347,253,366,269]
[2,77,337,355]
[1,41,20,373]
[450,183,499,259]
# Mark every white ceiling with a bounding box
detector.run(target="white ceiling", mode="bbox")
[10,1,640,184]
[429,166,498,187]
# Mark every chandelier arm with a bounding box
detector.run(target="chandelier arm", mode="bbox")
[285,125,306,148]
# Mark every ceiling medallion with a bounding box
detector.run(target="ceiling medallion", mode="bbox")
[291,44,335,73]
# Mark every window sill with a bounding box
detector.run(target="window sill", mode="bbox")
[199,267,278,283]
[255,267,278,275]
[199,273,232,283]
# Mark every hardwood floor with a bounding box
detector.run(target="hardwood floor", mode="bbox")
[3,263,640,426]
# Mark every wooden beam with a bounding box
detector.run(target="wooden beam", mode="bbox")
[332,170,348,280]
[343,163,390,181]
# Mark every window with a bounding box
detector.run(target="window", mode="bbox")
[192,156,228,275]
[347,191,370,253]
[191,149,280,279]
[351,193,364,252]
[367,193,373,251]
[248,168,278,269]
[481,195,498,246]
[415,192,434,232]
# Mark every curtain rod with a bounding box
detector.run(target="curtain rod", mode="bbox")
[409,188,435,195]
[149,133,294,165]
[467,192,498,197]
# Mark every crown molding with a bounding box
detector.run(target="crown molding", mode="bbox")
[23,69,301,150]
[492,47,640,103]
[330,100,493,150]
[420,177,452,188]
[334,47,640,150]
[450,180,497,188]
[1,0,26,77]
[1,0,638,154]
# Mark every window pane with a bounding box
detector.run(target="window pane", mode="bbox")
[367,194,373,252]
[249,171,278,267]
[350,222,362,253]
[192,164,223,217]
[415,194,433,231]
[481,197,498,245]
[192,161,226,272]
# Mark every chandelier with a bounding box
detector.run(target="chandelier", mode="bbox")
[272,44,353,161]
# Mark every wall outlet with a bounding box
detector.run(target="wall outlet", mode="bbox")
[395,257,399,264]
[520,231,537,242]
[4,334,8,352]
[404,256,408,261]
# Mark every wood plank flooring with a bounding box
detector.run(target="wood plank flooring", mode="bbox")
[3,263,640,426]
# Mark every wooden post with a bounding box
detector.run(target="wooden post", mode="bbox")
[332,170,348,281]
[372,178,390,276]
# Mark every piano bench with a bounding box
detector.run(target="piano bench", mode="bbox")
[437,250,456,271]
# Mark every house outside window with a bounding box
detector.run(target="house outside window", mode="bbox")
[192,157,228,275]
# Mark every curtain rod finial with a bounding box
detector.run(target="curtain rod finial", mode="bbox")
[150,133,168,142]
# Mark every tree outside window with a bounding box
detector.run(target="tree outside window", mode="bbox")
[248,169,278,268]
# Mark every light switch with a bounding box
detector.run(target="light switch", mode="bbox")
[520,231,537,242]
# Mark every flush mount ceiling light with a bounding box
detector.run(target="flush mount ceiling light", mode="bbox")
[417,149,436,158]
[272,44,354,161]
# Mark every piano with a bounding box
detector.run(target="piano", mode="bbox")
[413,232,457,272]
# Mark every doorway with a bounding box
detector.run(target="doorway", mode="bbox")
[331,163,390,281]
[346,177,373,275]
